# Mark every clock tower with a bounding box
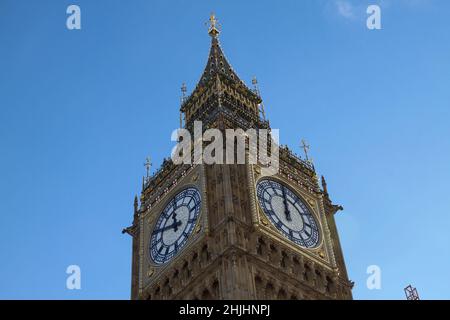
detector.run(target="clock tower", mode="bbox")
[123,15,353,300]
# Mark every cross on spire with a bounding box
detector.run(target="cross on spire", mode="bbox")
[300,139,311,161]
[207,13,220,38]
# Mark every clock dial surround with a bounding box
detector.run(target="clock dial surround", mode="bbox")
[256,179,320,249]
[149,187,201,264]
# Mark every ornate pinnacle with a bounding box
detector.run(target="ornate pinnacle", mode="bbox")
[134,195,139,216]
[252,77,259,94]
[181,82,187,100]
[144,156,152,178]
[321,176,328,195]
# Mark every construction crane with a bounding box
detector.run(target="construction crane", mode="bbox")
[404,285,420,300]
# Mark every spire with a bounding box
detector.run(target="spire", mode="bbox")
[181,14,263,127]
[197,14,256,95]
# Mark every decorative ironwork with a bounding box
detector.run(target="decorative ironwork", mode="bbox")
[280,145,315,172]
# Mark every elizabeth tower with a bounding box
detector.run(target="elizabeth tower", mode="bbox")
[123,15,353,300]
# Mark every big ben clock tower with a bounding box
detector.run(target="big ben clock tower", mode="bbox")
[123,15,353,300]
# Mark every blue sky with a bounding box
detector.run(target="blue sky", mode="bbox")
[0,0,449,300]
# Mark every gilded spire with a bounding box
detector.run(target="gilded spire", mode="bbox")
[208,13,220,38]
[182,14,261,116]
[198,14,248,88]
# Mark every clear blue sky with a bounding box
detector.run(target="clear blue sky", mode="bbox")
[0,0,449,300]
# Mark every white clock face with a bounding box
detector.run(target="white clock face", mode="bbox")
[256,179,320,248]
[149,187,201,264]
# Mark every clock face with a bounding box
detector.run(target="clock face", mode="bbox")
[149,187,201,264]
[256,179,320,248]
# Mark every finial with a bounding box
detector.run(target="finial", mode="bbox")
[321,176,328,194]
[181,82,187,94]
[252,77,258,93]
[207,13,220,38]
[144,156,152,179]
[252,76,266,121]
[134,195,139,216]
[180,82,187,128]
[300,139,311,162]
[179,112,183,129]
[181,82,187,104]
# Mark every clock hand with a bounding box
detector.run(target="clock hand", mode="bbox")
[281,186,292,222]
[153,220,182,234]
[172,217,181,232]
[169,199,177,224]
[171,210,181,232]
[153,225,173,234]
